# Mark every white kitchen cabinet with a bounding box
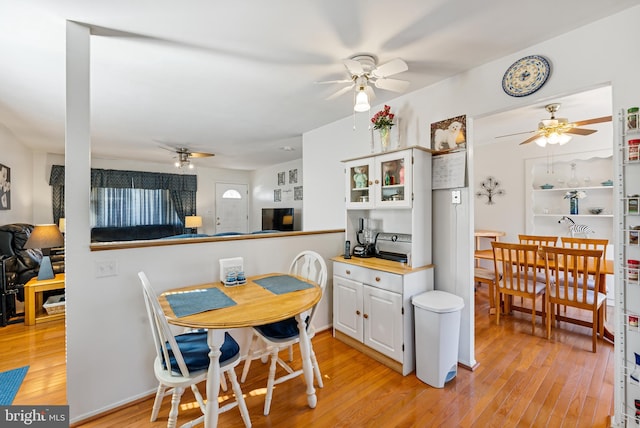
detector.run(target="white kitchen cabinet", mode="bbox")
[332,258,433,375]
[342,146,432,268]
[344,149,413,210]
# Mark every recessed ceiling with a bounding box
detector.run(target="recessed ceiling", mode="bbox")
[0,1,635,169]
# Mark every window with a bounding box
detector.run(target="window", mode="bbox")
[90,188,180,227]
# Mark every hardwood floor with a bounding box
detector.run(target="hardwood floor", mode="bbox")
[3,285,614,427]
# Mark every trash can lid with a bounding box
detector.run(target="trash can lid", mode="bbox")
[412,290,464,313]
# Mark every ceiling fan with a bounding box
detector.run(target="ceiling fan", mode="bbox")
[317,54,410,110]
[164,147,214,169]
[499,103,612,147]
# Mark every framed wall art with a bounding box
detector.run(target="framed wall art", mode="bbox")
[0,163,10,210]
[430,115,467,151]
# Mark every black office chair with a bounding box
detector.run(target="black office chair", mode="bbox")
[0,256,23,327]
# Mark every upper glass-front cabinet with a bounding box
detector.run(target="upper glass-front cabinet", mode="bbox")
[345,150,413,209]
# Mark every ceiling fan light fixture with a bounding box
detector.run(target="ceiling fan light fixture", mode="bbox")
[354,86,370,112]
[558,134,572,145]
[535,137,547,147]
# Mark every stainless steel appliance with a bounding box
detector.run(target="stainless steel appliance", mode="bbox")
[375,232,412,263]
[353,218,376,258]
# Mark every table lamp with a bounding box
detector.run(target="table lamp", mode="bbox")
[185,215,202,231]
[24,224,64,280]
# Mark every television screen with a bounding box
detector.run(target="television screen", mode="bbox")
[262,208,294,231]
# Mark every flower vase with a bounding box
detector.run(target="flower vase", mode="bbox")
[379,126,391,152]
[570,198,579,215]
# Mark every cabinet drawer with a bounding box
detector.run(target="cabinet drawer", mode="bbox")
[334,262,368,283]
[365,270,402,293]
[334,262,402,293]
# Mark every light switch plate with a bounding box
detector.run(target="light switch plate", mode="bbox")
[451,190,461,204]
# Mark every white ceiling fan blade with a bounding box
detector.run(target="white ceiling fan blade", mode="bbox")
[374,78,410,92]
[314,78,353,85]
[371,58,408,78]
[326,84,354,100]
[343,59,364,75]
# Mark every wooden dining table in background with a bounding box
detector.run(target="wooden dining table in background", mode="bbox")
[474,248,615,342]
[158,273,322,428]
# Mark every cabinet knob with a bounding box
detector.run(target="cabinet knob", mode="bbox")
[375,277,381,282]
[368,180,373,186]
[374,179,380,184]
[345,270,351,275]
[363,313,369,319]
[356,310,361,316]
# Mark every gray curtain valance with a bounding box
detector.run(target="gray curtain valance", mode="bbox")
[49,165,197,191]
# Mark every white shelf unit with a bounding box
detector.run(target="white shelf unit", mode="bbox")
[525,150,614,242]
[618,107,640,426]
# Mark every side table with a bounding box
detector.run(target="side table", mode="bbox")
[24,273,65,325]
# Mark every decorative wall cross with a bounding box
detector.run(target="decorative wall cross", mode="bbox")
[476,176,505,205]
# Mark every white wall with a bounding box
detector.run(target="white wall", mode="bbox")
[0,123,33,224]
[57,6,640,423]
[251,158,303,231]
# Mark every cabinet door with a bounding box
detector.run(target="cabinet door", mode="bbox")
[333,275,363,341]
[345,159,375,209]
[373,151,412,209]
[363,285,403,362]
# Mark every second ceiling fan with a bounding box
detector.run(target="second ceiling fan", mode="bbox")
[499,103,612,146]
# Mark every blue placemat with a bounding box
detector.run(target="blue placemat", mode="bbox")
[165,288,236,317]
[0,365,28,405]
[254,275,314,295]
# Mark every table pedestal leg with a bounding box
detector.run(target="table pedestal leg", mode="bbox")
[205,330,224,428]
[296,314,317,408]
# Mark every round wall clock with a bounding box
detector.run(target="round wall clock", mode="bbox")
[502,55,551,97]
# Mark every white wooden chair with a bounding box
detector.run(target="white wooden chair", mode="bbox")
[240,250,327,415]
[138,272,251,428]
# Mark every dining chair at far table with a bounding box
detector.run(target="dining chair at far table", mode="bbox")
[240,250,328,416]
[138,272,251,428]
[491,241,547,336]
[540,246,605,353]
[518,234,558,281]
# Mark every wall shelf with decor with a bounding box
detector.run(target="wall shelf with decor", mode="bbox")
[524,150,614,242]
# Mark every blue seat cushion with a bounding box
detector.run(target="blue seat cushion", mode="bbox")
[255,316,309,340]
[164,331,239,373]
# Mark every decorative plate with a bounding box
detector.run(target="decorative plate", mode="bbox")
[502,55,551,97]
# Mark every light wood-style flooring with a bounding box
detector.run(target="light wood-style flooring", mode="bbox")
[2,285,614,427]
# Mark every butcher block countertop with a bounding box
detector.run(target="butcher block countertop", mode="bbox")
[331,255,434,275]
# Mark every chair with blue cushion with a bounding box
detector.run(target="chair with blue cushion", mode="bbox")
[239,250,327,415]
[138,272,251,428]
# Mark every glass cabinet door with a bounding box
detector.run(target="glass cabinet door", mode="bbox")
[374,151,412,208]
[345,159,375,209]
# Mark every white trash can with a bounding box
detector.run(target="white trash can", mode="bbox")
[412,290,464,388]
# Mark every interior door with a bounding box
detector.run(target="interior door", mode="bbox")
[215,183,248,234]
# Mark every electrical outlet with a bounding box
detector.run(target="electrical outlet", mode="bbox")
[451,190,462,204]
[95,260,118,277]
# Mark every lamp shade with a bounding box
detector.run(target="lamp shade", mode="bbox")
[58,218,66,233]
[185,215,202,228]
[24,224,64,250]
[24,224,64,281]
[354,87,370,112]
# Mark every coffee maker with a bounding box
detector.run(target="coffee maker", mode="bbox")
[353,217,376,257]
